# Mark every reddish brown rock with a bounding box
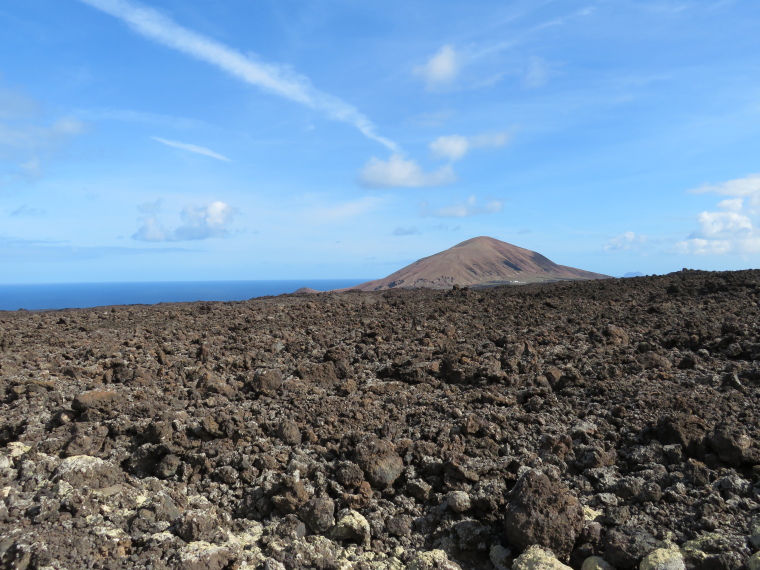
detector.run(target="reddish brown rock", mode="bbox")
[505,469,583,560]
[354,437,405,490]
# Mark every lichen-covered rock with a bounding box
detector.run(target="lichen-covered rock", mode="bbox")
[505,469,583,560]
[512,545,573,570]
[580,556,615,570]
[178,541,233,570]
[489,545,513,570]
[407,549,462,570]
[680,533,749,570]
[329,509,371,547]
[750,517,760,550]
[640,545,685,570]
[52,455,122,489]
[446,490,471,513]
[174,508,225,543]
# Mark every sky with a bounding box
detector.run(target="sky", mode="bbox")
[1,0,760,283]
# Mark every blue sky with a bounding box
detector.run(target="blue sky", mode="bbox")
[1,0,760,283]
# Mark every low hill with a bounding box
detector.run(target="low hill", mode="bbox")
[353,236,610,291]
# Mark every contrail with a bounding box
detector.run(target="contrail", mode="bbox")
[152,137,231,162]
[80,0,398,152]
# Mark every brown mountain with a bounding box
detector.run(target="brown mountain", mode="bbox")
[353,236,610,291]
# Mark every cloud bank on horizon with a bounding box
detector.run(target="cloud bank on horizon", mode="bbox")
[1,0,760,282]
[675,174,760,255]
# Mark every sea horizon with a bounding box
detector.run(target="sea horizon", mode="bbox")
[0,279,371,312]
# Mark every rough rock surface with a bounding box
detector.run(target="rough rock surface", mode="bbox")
[1,269,759,569]
[512,545,572,570]
[505,469,583,559]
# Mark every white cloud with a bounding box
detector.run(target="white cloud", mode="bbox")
[132,217,169,242]
[604,231,647,251]
[429,135,469,162]
[133,200,237,242]
[717,197,743,212]
[696,211,752,238]
[420,195,503,218]
[152,137,231,162]
[429,132,510,162]
[359,154,456,188]
[691,173,760,198]
[677,173,760,255]
[0,85,86,188]
[0,118,86,158]
[674,238,734,255]
[522,56,549,88]
[137,198,162,214]
[414,45,460,89]
[79,0,397,152]
[470,132,511,148]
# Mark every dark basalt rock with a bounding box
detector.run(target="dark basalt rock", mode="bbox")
[0,269,758,569]
[353,437,405,490]
[504,469,583,560]
[603,526,659,569]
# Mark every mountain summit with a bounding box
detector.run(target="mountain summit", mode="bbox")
[353,236,610,291]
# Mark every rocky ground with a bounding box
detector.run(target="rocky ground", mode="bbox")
[1,269,759,570]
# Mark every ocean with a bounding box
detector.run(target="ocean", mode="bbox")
[0,279,369,312]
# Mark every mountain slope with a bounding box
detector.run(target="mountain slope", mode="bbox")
[353,236,610,291]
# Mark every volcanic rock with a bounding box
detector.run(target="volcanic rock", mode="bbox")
[639,545,686,570]
[1,268,759,569]
[603,526,659,569]
[299,496,335,534]
[505,469,584,560]
[353,236,610,290]
[353,437,404,489]
[329,509,371,546]
[512,545,572,570]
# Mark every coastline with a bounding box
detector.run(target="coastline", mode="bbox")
[0,279,370,312]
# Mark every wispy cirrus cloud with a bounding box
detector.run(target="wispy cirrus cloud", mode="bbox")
[152,137,231,162]
[77,107,203,129]
[0,236,189,263]
[133,200,237,242]
[79,0,397,151]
